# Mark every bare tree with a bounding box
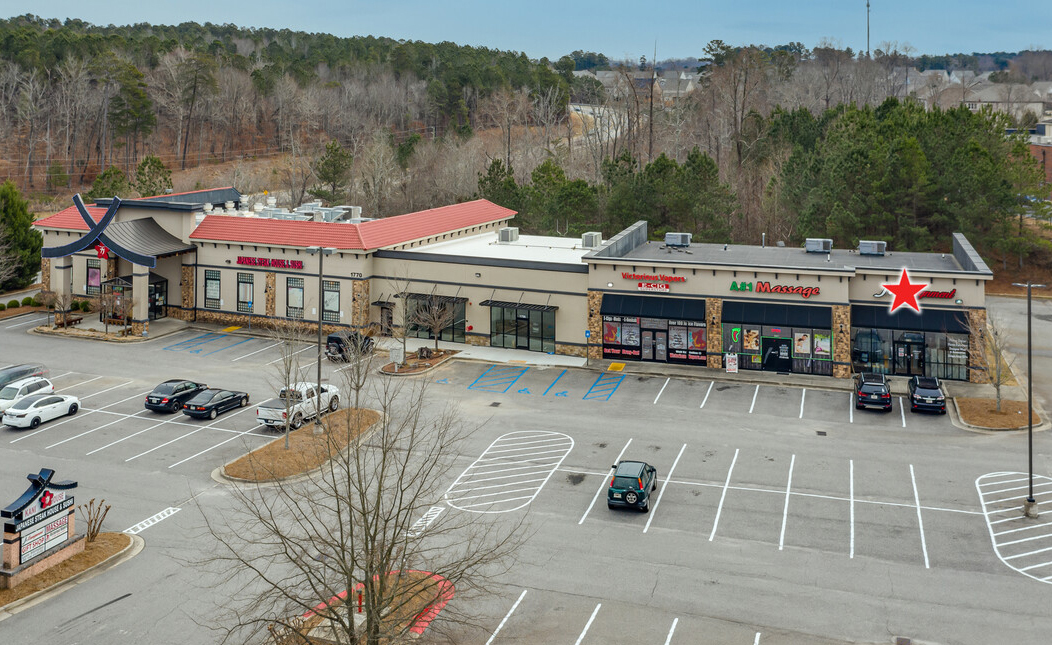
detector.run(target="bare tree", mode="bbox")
[93,289,119,335]
[973,312,1016,412]
[0,233,18,288]
[358,130,398,217]
[410,290,456,352]
[268,317,311,449]
[198,372,524,645]
[387,270,415,366]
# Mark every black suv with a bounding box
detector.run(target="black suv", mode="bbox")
[854,372,892,411]
[908,376,946,414]
[145,379,208,413]
[608,460,657,512]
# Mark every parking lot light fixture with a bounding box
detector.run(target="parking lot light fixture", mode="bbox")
[307,246,335,432]
[1011,280,1046,518]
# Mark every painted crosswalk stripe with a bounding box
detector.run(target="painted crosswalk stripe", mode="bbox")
[125,507,180,534]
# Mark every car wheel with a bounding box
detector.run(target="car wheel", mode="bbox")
[855,403,864,410]
[329,395,339,412]
[208,409,218,420]
[641,499,650,513]
[240,396,249,408]
[291,413,303,430]
[30,417,40,429]
[624,491,639,505]
[169,402,180,413]
[652,482,657,491]
[608,502,616,510]
[68,403,78,416]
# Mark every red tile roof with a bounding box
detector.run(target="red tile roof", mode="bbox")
[34,204,107,231]
[190,199,515,250]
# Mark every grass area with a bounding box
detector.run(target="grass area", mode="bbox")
[223,407,380,482]
[956,397,1041,429]
[0,532,130,607]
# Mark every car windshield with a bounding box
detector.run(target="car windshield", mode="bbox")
[153,383,179,394]
[915,378,940,391]
[0,386,18,399]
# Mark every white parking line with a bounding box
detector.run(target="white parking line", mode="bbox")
[778,454,796,550]
[849,459,855,558]
[124,507,180,534]
[653,378,670,404]
[125,404,259,462]
[86,413,190,455]
[709,448,739,541]
[485,589,527,645]
[749,385,760,413]
[579,438,632,525]
[848,392,854,423]
[574,603,601,645]
[5,315,49,329]
[900,398,906,427]
[664,617,679,644]
[910,464,930,568]
[643,443,686,533]
[9,388,152,443]
[80,380,135,399]
[50,371,73,379]
[231,341,280,362]
[55,375,103,392]
[754,632,761,645]
[335,355,370,372]
[169,423,264,468]
[799,389,806,419]
[700,381,713,408]
[45,410,149,449]
[265,345,313,365]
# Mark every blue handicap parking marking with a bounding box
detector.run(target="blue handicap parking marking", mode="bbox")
[542,369,567,396]
[435,378,450,384]
[467,365,529,393]
[554,391,568,397]
[200,337,253,356]
[163,332,230,353]
[188,349,203,354]
[582,372,625,401]
[517,388,531,395]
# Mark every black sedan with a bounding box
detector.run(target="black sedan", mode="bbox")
[908,376,947,414]
[145,379,207,413]
[182,389,249,420]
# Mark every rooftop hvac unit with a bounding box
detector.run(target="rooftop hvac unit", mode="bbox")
[664,232,692,248]
[805,238,833,253]
[498,227,519,243]
[582,232,602,248]
[266,196,277,207]
[858,240,887,256]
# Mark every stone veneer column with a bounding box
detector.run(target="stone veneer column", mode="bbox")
[587,290,603,360]
[40,258,51,292]
[351,280,370,331]
[265,272,276,317]
[706,297,722,369]
[968,308,989,384]
[832,304,851,378]
[105,256,117,281]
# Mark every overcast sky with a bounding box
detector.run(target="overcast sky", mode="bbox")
[12,1,1051,61]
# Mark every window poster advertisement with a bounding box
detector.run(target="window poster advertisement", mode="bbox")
[206,281,220,301]
[689,327,706,351]
[88,267,101,288]
[669,325,688,350]
[621,321,640,346]
[794,332,811,357]
[742,327,760,353]
[813,332,831,358]
[603,321,620,344]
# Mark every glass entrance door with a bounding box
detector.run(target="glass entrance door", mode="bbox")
[654,331,667,361]
[642,331,654,360]
[894,342,925,376]
[762,337,792,372]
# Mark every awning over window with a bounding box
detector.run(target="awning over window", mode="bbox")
[408,294,467,304]
[722,300,832,328]
[851,304,968,333]
[600,294,706,321]
[371,300,395,307]
[104,217,197,258]
[479,300,558,312]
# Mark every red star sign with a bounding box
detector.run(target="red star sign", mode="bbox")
[882,269,928,313]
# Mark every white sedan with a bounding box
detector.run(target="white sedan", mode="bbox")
[2,394,80,429]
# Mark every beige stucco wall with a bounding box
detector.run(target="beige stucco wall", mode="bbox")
[847,270,987,308]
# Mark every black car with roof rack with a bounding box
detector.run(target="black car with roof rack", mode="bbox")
[908,376,946,414]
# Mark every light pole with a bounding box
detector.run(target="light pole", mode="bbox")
[308,246,335,430]
[1012,280,1046,518]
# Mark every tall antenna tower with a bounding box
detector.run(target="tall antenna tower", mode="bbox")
[866,1,871,58]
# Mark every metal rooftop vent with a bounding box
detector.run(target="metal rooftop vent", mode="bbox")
[805,238,833,253]
[581,232,602,248]
[858,240,887,256]
[498,227,519,243]
[664,232,692,248]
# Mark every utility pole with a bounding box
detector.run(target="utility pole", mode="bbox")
[648,41,656,163]
[866,0,871,59]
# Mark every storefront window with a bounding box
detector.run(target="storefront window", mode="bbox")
[926,333,969,380]
[489,305,555,352]
[851,327,893,374]
[205,270,221,309]
[542,310,556,353]
[287,277,304,319]
[406,294,464,342]
[86,259,101,295]
[237,273,253,314]
[322,280,340,323]
[811,330,833,376]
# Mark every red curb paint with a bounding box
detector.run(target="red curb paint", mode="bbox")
[303,569,454,636]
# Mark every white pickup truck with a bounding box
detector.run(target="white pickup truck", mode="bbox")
[256,381,341,430]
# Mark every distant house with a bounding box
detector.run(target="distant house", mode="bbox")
[934,82,1044,120]
[593,70,663,104]
[658,71,696,105]
[572,70,596,79]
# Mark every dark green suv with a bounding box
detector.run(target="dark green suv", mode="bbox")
[607,460,657,512]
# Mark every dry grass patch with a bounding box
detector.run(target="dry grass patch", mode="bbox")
[224,408,381,482]
[957,397,1041,429]
[0,532,130,607]
[380,349,457,375]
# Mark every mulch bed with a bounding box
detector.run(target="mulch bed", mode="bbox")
[956,397,1042,429]
[223,407,381,482]
[0,305,48,321]
[380,349,458,375]
[0,532,130,607]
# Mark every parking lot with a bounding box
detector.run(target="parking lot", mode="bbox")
[3,323,1052,645]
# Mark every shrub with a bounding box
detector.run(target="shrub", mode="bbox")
[0,303,6,311]
[31,299,41,307]
[7,300,19,308]
[69,300,80,311]
[21,296,33,306]
[80,301,91,313]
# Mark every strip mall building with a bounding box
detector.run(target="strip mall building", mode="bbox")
[35,187,992,382]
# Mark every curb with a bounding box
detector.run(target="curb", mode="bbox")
[0,533,144,621]
[950,396,1051,434]
[29,324,185,343]
[379,352,458,377]
[211,411,383,488]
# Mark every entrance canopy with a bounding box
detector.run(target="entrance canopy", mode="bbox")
[104,218,196,259]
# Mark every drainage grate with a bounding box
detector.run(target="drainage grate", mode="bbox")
[896,638,912,645]
[490,402,501,407]
[816,431,827,436]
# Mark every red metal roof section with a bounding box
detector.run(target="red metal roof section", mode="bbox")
[34,204,107,231]
[190,199,515,250]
